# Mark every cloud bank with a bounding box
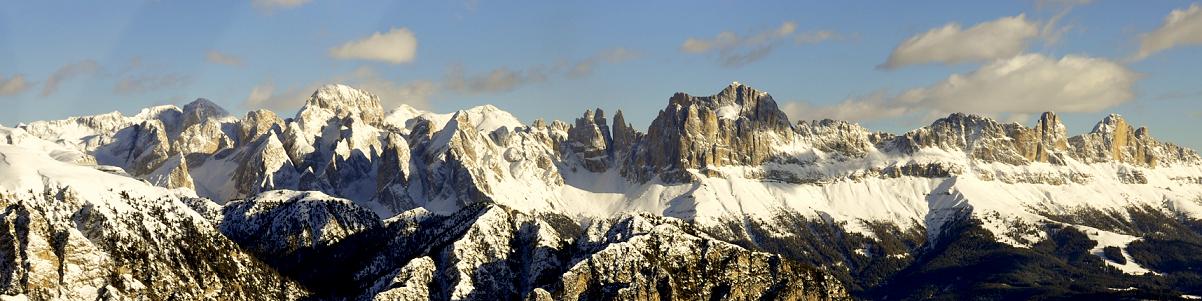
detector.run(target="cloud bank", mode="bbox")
[786,54,1137,122]
[881,15,1039,69]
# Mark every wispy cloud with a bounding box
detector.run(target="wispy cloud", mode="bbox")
[0,73,30,96]
[680,21,837,68]
[567,48,639,78]
[446,47,639,94]
[444,65,550,94]
[252,0,311,12]
[330,27,418,64]
[41,60,100,96]
[205,50,243,67]
[1132,3,1202,60]
[114,73,191,95]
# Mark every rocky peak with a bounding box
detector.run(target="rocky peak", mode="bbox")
[1091,114,1127,134]
[233,131,300,198]
[796,119,878,157]
[567,108,613,172]
[1069,114,1169,166]
[180,98,230,129]
[1029,112,1070,164]
[898,113,1041,165]
[300,84,385,127]
[610,109,639,156]
[1034,112,1068,149]
[126,120,173,176]
[238,109,284,146]
[626,83,794,183]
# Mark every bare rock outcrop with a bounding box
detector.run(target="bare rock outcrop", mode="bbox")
[625,82,793,183]
[1069,114,1200,166]
[565,109,612,172]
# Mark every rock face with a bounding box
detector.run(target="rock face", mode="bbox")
[219,190,381,284]
[234,132,300,198]
[609,109,640,156]
[896,113,1040,165]
[565,109,612,172]
[238,109,284,147]
[796,119,884,158]
[1068,114,1200,166]
[180,98,231,131]
[101,120,173,176]
[893,111,1200,168]
[173,119,233,157]
[0,146,305,300]
[625,82,793,182]
[301,84,386,127]
[1031,112,1070,163]
[144,154,194,189]
[243,202,850,300]
[555,213,848,301]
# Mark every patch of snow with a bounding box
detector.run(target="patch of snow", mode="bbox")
[1077,225,1156,276]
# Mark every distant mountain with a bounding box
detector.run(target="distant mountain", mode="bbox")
[2,82,1201,300]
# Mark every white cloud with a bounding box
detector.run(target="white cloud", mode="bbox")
[681,21,837,67]
[330,27,418,64]
[1133,4,1202,60]
[41,60,100,96]
[0,73,30,96]
[785,54,1137,123]
[206,50,243,67]
[881,15,1039,69]
[252,0,311,11]
[898,54,1138,114]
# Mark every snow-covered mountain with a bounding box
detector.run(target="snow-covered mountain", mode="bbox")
[3,82,1202,300]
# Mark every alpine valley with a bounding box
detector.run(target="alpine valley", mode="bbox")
[3,82,1202,300]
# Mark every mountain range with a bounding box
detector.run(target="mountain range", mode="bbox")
[2,82,1201,300]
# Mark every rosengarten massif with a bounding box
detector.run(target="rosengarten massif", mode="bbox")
[1,82,1201,300]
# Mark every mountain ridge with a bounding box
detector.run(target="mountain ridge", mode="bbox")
[3,82,1202,300]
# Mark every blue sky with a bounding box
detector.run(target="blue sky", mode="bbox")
[0,1,1199,149]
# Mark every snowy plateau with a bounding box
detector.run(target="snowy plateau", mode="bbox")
[2,82,1202,300]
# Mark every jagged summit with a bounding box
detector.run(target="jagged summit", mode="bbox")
[383,102,523,133]
[300,84,386,126]
[182,98,229,119]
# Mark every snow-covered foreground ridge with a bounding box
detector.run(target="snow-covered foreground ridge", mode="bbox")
[3,82,1202,299]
